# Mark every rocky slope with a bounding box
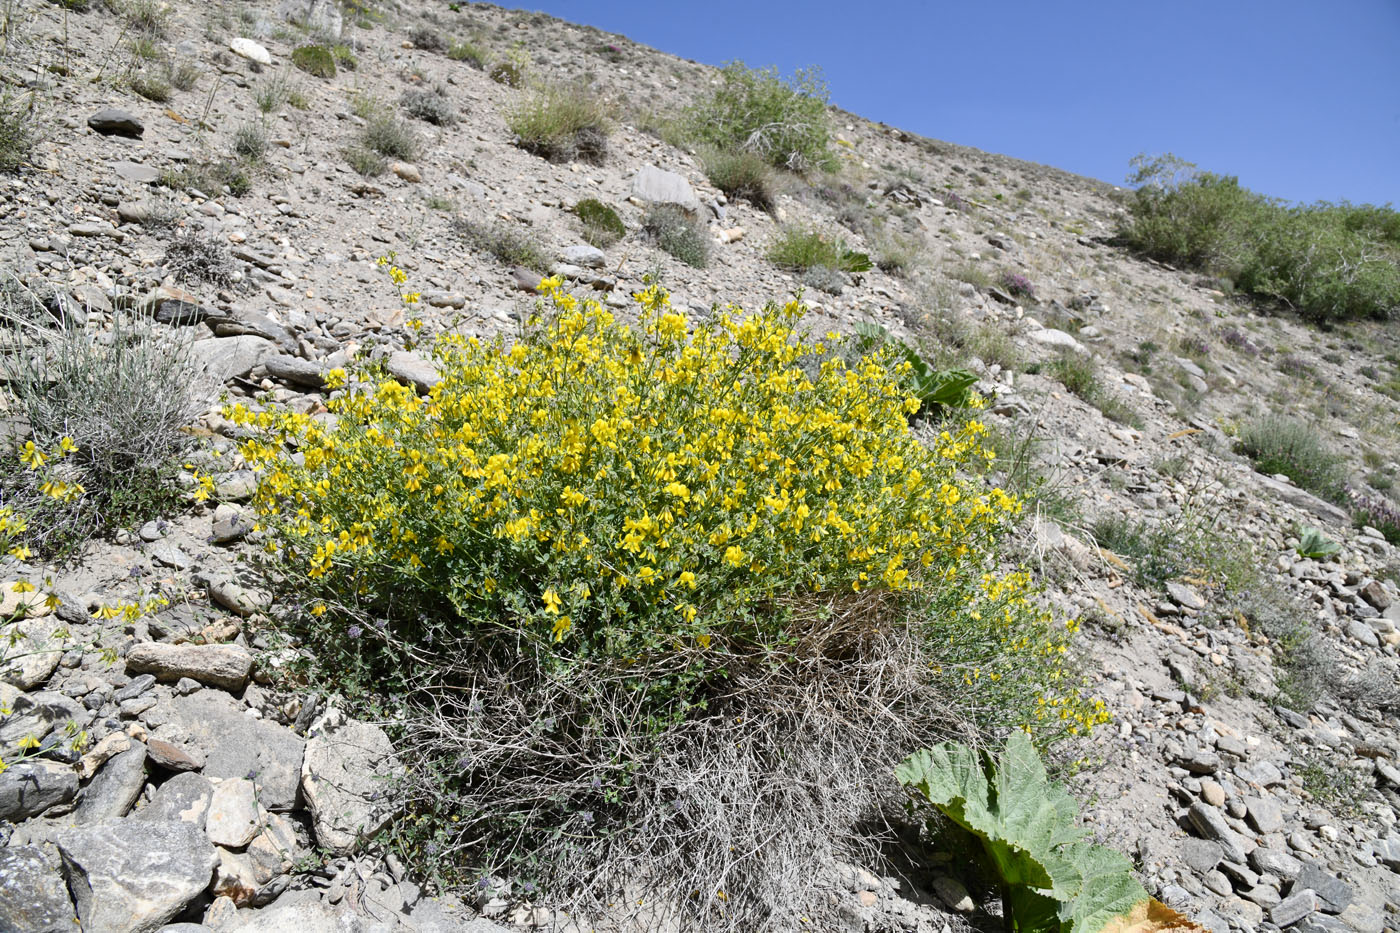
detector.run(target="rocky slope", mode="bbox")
[0,1,1398,931]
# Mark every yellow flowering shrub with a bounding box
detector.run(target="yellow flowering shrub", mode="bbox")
[232,277,1107,916]
[234,279,1100,734]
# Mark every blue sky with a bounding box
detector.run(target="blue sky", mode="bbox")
[496,1,1399,206]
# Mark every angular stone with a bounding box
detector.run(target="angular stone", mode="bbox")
[190,335,275,384]
[1167,581,1207,610]
[1244,794,1285,834]
[387,350,439,393]
[147,737,204,772]
[0,760,78,821]
[225,894,364,933]
[264,354,325,389]
[248,811,303,883]
[88,108,144,138]
[56,819,218,933]
[112,160,161,184]
[0,615,64,689]
[631,164,699,213]
[210,503,251,544]
[302,714,402,853]
[0,846,79,933]
[1271,889,1320,927]
[1293,864,1352,913]
[74,746,146,822]
[1358,580,1391,611]
[166,692,304,810]
[1337,902,1385,933]
[149,540,192,571]
[1187,801,1247,863]
[560,244,606,268]
[931,875,974,912]
[125,642,253,692]
[1028,327,1087,353]
[208,578,265,617]
[1235,759,1285,787]
[0,691,82,749]
[78,732,133,780]
[1374,834,1400,870]
[207,778,261,848]
[211,846,260,906]
[134,771,213,828]
[114,674,158,704]
[1181,838,1224,873]
[1250,845,1304,879]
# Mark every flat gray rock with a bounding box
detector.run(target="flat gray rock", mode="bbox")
[630,164,699,213]
[165,691,304,811]
[190,335,275,384]
[0,845,79,933]
[0,615,64,690]
[302,713,402,854]
[0,759,78,822]
[74,745,147,823]
[57,819,218,933]
[112,160,161,184]
[133,771,213,828]
[0,691,82,749]
[387,350,440,393]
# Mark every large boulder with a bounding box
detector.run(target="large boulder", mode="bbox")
[301,711,402,854]
[0,615,64,690]
[630,164,700,213]
[57,819,218,933]
[73,746,147,823]
[275,0,342,39]
[0,846,79,933]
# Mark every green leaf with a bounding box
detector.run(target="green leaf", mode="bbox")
[896,733,1152,933]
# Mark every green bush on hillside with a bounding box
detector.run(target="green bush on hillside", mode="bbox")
[686,61,834,174]
[1120,154,1400,323]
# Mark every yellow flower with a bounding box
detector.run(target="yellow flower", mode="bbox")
[551,614,571,642]
[10,581,35,594]
[723,545,746,568]
[542,587,561,615]
[679,571,696,590]
[16,735,39,750]
[18,441,44,469]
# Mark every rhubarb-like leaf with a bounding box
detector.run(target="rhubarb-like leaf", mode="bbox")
[896,732,1177,933]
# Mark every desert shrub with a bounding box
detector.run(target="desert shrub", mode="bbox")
[767,225,870,275]
[163,231,238,289]
[1121,154,1400,322]
[487,49,527,87]
[573,198,624,248]
[874,231,921,277]
[506,85,609,165]
[129,72,171,102]
[640,204,709,267]
[1047,352,1141,428]
[343,146,385,177]
[0,92,34,173]
[166,59,200,91]
[1349,490,1400,544]
[361,113,418,161]
[686,61,833,173]
[400,87,456,126]
[453,217,550,272]
[121,0,169,38]
[233,278,1098,927]
[291,44,337,78]
[998,269,1036,301]
[231,121,268,161]
[1235,415,1345,502]
[447,40,487,68]
[407,24,447,53]
[699,146,774,212]
[162,158,252,197]
[0,284,199,557]
[255,73,303,113]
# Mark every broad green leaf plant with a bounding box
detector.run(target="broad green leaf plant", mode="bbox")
[896,732,1203,933]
